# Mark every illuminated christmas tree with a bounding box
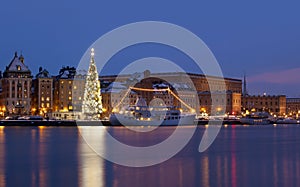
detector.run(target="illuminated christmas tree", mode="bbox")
[82,48,102,119]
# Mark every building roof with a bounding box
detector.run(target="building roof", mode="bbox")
[36,67,51,78]
[4,52,31,74]
[56,66,76,79]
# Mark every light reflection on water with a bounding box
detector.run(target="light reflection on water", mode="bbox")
[0,125,300,186]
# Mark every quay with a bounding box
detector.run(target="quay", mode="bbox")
[0,119,241,126]
[0,120,110,126]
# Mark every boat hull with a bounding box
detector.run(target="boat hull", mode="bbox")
[240,118,271,125]
[109,113,196,126]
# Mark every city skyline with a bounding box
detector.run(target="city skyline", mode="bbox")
[1,1,300,97]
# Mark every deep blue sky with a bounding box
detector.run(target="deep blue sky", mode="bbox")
[0,1,299,97]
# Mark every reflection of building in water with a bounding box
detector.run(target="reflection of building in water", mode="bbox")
[0,126,6,186]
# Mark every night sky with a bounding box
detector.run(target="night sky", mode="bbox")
[0,1,299,97]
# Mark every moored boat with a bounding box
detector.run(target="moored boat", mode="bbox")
[275,117,300,124]
[109,105,196,126]
[240,112,273,125]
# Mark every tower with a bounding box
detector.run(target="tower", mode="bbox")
[243,73,248,96]
[82,48,103,119]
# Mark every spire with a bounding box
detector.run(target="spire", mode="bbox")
[243,73,248,96]
[19,52,24,63]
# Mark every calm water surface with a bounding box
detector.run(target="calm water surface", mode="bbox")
[0,125,300,187]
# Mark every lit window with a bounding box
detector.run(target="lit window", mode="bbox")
[79,97,81,100]
[46,103,50,107]
[68,96,72,100]
[68,91,71,95]
[41,97,44,101]
[17,65,21,71]
[74,86,77,89]
[46,97,50,101]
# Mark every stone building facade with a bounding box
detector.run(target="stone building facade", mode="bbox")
[0,52,32,115]
[286,98,300,116]
[242,95,286,115]
[31,67,53,116]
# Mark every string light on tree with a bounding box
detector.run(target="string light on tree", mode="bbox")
[82,48,103,119]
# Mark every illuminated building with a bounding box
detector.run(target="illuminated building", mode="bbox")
[198,91,241,115]
[31,67,53,116]
[286,98,300,117]
[242,95,286,115]
[53,66,76,112]
[0,52,32,115]
[51,66,82,120]
[100,71,242,116]
[101,82,137,118]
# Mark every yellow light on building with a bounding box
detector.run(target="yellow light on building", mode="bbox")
[200,108,206,113]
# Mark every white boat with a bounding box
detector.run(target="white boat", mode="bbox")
[240,112,273,125]
[276,117,300,124]
[109,105,196,126]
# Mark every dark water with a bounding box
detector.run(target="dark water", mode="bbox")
[0,124,300,187]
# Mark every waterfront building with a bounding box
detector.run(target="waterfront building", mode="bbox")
[241,95,286,115]
[198,91,241,115]
[51,66,84,120]
[101,82,137,118]
[0,71,3,118]
[99,71,242,116]
[31,67,53,116]
[53,66,76,112]
[286,98,300,117]
[0,52,32,115]
[72,70,86,112]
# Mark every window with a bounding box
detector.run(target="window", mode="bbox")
[41,97,44,101]
[17,65,21,71]
[46,97,50,101]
